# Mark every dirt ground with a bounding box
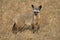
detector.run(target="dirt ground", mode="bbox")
[0,0,60,40]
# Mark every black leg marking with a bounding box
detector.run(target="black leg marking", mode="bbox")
[31,24,40,33]
[12,23,18,34]
[36,25,40,33]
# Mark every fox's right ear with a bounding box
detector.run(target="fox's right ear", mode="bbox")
[31,4,34,9]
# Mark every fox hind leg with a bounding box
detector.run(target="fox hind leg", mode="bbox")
[12,23,18,34]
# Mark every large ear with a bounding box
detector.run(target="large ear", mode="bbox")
[31,4,34,9]
[39,5,42,10]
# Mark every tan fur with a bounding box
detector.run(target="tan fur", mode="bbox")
[34,14,40,26]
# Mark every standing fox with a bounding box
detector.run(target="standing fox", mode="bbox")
[12,4,42,33]
[31,4,42,33]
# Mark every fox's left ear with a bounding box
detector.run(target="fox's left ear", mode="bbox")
[39,5,42,10]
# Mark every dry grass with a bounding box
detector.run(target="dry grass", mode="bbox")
[0,0,60,40]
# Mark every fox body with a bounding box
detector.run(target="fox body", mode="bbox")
[12,4,42,33]
[12,13,33,33]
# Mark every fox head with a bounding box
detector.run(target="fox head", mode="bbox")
[31,4,42,15]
